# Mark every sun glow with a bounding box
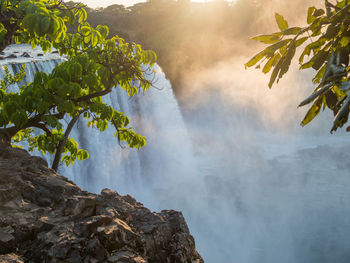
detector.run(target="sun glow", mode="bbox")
[190,0,236,2]
[73,0,237,8]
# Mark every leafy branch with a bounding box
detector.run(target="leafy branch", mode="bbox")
[246,0,350,133]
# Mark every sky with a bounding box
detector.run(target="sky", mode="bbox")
[73,0,145,8]
[72,0,236,8]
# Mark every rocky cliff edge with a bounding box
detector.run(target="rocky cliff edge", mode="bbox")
[0,140,203,263]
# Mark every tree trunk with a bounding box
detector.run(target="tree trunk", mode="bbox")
[51,114,81,172]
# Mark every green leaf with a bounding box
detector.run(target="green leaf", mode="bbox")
[68,63,83,79]
[80,26,91,36]
[324,90,338,111]
[78,8,87,23]
[250,32,282,44]
[312,64,327,84]
[307,6,317,24]
[96,25,109,38]
[11,111,28,127]
[283,27,301,35]
[295,37,308,48]
[301,97,322,126]
[263,53,281,74]
[275,13,289,31]
[324,24,340,39]
[265,39,291,54]
[299,38,326,64]
[314,50,329,71]
[268,59,282,88]
[245,50,266,68]
[313,8,325,17]
[340,36,350,47]
[278,40,296,80]
[331,95,350,133]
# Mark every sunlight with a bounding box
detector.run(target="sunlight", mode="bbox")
[73,0,237,8]
[190,0,236,3]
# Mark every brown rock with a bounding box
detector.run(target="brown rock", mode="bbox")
[108,249,146,263]
[0,254,24,263]
[0,145,203,263]
[0,226,15,254]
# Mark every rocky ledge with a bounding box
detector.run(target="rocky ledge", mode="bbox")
[0,141,203,263]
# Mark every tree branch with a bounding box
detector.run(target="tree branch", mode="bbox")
[0,111,65,140]
[74,73,115,102]
[51,110,85,171]
[32,123,52,136]
[75,86,112,102]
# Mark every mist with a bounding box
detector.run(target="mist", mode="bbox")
[173,54,350,262]
[151,1,350,262]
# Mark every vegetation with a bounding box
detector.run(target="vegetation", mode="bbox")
[246,0,350,133]
[0,0,157,171]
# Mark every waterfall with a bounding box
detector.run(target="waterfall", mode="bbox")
[61,64,199,206]
[0,45,199,211]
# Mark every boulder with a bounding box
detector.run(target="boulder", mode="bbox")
[20,52,30,58]
[5,54,16,59]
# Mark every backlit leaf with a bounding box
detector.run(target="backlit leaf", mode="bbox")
[275,13,289,31]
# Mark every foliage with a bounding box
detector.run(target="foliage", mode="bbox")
[0,0,157,170]
[246,0,350,133]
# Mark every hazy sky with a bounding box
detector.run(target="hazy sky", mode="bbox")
[72,0,146,8]
[72,0,235,8]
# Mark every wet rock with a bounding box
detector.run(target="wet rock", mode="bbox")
[20,52,30,58]
[0,142,203,263]
[5,54,16,59]
[51,50,59,54]
[37,53,44,57]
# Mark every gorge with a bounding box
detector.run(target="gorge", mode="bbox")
[2,44,350,263]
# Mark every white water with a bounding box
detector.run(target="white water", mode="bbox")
[2,45,350,263]
[59,65,199,207]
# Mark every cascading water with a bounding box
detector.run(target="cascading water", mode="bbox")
[2,44,350,263]
[60,64,199,207]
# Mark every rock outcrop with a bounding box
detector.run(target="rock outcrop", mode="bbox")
[0,142,203,263]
